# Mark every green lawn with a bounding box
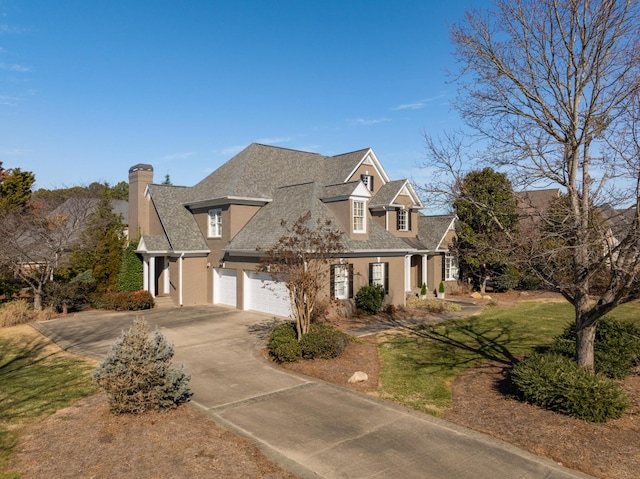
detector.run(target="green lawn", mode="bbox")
[378,300,640,416]
[0,328,96,478]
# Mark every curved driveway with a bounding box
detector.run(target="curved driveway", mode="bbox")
[33,306,593,479]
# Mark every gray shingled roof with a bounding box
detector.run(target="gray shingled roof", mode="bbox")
[186,144,370,205]
[322,181,362,200]
[417,214,457,250]
[140,234,170,252]
[147,184,209,252]
[370,180,407,206]
[226,181,412,254]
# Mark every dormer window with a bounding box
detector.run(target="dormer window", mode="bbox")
[397,209,409,231]
[361,174,374,191]
[353,200,366,233]
[208,208,222,237]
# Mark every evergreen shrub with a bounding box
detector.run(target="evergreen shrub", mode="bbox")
[299,323,350,359]
[510,353,629,422]
[92,318,190,414]
[355,284,385,314]
[551,317,640,379]
[267,322,302,363]
[118,243,144,292]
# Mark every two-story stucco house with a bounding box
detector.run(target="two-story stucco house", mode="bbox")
[128,143,457,316]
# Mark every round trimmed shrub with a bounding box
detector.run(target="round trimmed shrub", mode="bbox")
[510,353,629,422]
[299,324,350,359]
[355,284,385,314]
[268,322,301,363]
[551,317,640,379]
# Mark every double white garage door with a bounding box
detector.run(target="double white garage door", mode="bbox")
[213,269,291,318]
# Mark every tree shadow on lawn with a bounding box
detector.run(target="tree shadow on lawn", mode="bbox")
[0,334,94,423]
[412,318,519,365]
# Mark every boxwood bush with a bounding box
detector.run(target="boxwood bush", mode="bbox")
[510,353,629,422]
[551,317,640,379]
[299,323,350,359]
[355,284,385,314]
[268,322,350,362]
[267,322,302,363]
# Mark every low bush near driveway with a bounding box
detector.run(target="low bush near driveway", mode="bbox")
[268,322,350,363]
[89,290,154,311]
[510,353,629,422]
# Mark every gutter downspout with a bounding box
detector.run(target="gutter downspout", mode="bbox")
[179,253,184,306]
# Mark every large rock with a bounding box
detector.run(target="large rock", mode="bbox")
[348,371,368,383]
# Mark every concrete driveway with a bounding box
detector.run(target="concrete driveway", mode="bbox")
[33,306,594,479]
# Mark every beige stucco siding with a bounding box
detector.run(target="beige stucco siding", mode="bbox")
[348,163,382,195]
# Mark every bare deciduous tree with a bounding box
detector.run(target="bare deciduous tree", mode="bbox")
[258,213,344,340]
[424,0,640,370]
[0,196,92,309]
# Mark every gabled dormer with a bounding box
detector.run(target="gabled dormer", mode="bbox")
[343,149,390,196]
[322,181,372,239]
[369,179,423,237]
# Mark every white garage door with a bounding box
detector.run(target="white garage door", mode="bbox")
[244,271,292,318]
[214,268,237,307]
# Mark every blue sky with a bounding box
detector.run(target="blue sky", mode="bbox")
[0,0,490,199]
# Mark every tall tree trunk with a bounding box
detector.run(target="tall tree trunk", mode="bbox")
[574,288,596,371]
[33,285,43,311]
[575,318,596,370]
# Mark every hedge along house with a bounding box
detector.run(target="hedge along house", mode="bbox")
[128,144,458,316]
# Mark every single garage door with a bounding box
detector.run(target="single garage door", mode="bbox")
[244,271,292,318]
[213,268,237,307]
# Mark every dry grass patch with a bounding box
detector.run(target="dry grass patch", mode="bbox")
[0,300,55,327]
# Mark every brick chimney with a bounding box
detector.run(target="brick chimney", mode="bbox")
[128,164,153,240]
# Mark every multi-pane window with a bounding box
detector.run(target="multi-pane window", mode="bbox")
[369,262,389,293]
[397,209,408,231]
[361,174,374,191]
[444,254,459,280]
[208,208,222,237]
[331,264,352,299]
[353,200,366,233]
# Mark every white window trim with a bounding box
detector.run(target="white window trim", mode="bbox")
[397,209,408,231]
[353,200,366,233]
[208,208,222,238]
[444,254,459,281]
[371,262,384,287]
[334,264,350,300]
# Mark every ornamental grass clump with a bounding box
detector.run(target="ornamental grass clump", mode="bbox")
[92,318,190,414]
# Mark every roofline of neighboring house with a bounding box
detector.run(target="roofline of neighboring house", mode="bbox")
[223,248,417,257]
[135,249,210,257]
[184,196,272,209]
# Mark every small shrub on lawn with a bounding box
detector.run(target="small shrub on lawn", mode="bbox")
[299,324,350,359]
[551,317,640,379]
[268,322,302,363]
[268,322,350,362]
[0,300,55,327]
[92,318,190,414]
[510,353,629,422]
[90,290,154,311]
[355,284,385,314]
